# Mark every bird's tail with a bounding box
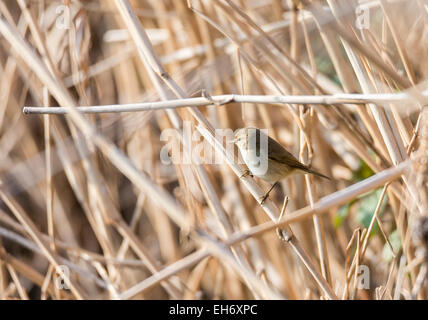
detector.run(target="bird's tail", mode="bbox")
[306,168,331,180]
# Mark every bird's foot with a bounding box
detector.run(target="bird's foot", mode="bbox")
[240,169,253,179]
[258,182,278,205]
[259,193,269,205]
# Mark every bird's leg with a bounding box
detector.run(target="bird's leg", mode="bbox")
[259,181,278,205]
[240,169,253,179]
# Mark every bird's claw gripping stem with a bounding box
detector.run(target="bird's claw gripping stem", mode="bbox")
[240,169,253,179]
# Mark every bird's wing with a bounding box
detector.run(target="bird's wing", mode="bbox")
[267,136,331,180]
[267,136,308,171]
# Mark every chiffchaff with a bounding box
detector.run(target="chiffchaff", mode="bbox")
[234,127,330,203]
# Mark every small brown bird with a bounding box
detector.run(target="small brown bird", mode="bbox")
[234,127,330,203]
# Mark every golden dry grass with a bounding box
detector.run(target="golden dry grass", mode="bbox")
[0,0,427,300]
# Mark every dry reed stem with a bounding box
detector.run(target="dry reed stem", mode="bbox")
[23,91,427,114]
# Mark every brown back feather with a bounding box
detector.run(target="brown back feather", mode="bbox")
[266,135,330,180]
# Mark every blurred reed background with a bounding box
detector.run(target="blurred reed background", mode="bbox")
[0,0,427,300]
